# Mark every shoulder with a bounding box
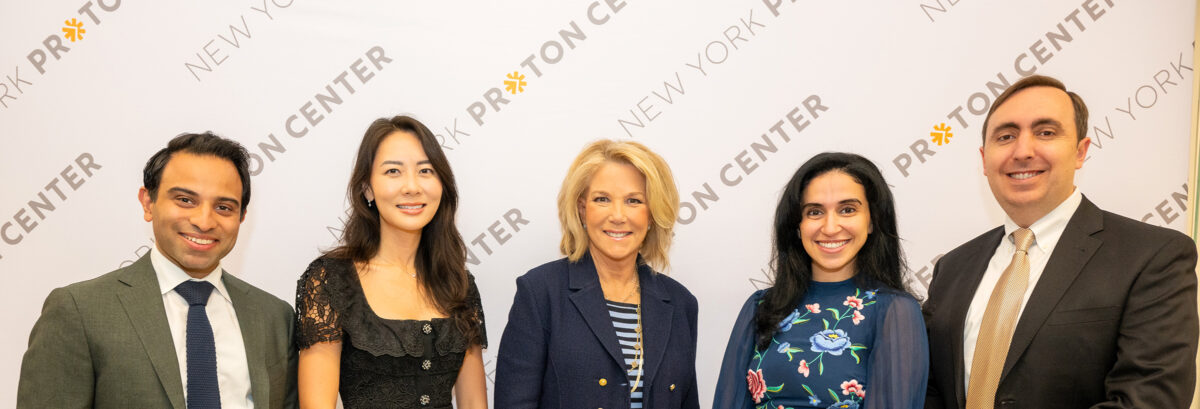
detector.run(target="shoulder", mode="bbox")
[521,257,571,279]
[465,271,481,296]
[514,257,571,290]
[52,261,145,302]
[1098,209,1193,246]
[650,272,699,319]
[940,225,1005,265]
[740,289,767,312]
[650,272,699,308]
[223,273,293,317]
[874,289,921,313]
[300,255,354,281]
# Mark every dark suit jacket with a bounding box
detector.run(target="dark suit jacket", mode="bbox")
[494,253,700,409]
[923,196,1199,408]
[17,254,298,409]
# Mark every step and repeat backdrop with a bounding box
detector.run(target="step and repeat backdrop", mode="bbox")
[0,0,1195,406]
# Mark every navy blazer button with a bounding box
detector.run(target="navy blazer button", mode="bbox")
[670,384,676,391]
[598,378,607,386]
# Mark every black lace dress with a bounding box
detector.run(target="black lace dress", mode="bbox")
[295,256,487,409]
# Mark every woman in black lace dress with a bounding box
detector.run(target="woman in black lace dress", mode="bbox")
[294,116,487,409]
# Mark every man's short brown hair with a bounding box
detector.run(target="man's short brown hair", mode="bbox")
[982,74,1089,143]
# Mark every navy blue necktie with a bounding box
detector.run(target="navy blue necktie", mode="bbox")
[175,280,221,409]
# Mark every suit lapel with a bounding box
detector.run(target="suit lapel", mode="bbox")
[116,255,186,409]
[950,227,1004,409]
[1000,197,1103,381]
[224,272,270,407]
[637,265,673,392]
[566,253,629,371]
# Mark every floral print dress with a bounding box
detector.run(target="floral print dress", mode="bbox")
[714,278,928,409]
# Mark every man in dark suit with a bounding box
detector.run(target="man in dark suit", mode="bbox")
[17,133,297,409]
[923,75,1199,409]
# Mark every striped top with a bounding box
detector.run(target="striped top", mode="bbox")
[606,300,644,409]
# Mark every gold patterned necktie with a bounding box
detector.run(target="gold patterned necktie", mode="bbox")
[966,227,1035,409]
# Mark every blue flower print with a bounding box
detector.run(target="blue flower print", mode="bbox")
[776,342,791,353]
[779,309,801,332]
[864,289,878,300]
[827,400,859,409]
[808,396,821,405]
[809,329,852,355]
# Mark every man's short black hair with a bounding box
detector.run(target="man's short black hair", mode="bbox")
[142,132,252,216]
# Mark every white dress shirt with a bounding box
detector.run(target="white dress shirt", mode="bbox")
[962,188,1083,392]
[151,247,255,409]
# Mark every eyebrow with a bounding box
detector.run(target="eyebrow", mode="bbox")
[990,118,1064,135]
[1032,118,1063,128]
[380,159,432,167]
[589,190,645,197]
[989,122,1019,135]
[166,187,241,207]
[803,199,863,207]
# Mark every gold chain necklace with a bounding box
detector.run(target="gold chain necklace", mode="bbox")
[630,301,644,395]
[624,277,643,395]
[619,274,639,303]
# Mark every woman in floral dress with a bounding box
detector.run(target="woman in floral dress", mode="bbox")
[713,152,928,409]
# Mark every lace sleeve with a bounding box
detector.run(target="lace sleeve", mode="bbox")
[864,293,928,409]
[467,273,488,348]
[294,258,344,349]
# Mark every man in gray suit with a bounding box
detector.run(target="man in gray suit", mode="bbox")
[17,132,297,409]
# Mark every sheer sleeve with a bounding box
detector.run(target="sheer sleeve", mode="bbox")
[294,258,344,349]
[864,293,929,409]
[712,290,764,409]
[466,273,488,348]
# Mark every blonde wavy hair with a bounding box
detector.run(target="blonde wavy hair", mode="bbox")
[557,139,679,272]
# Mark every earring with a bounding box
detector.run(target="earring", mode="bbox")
[368,199,375,208]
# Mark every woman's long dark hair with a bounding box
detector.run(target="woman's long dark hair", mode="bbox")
[326,115,481,345]
[754,152,910,350]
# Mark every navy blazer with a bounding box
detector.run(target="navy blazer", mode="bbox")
[495,252,700,409]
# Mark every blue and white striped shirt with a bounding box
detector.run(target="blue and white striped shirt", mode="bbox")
[607,300,644,409]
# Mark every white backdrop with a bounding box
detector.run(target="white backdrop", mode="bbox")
[0,0,1195,407]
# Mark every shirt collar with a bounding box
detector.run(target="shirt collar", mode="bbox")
[150,245,232,303]
[1002,188,1083,252]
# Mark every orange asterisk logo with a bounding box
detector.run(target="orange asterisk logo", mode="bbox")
[930,123,953,146]
[504,71,526,94]
[62,18,85,42]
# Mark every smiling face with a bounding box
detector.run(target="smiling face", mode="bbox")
[581,161,651,269]
[139,152,244,278]
[981,86,1090,226]
[364,131,443,237]
[799,171,871,281]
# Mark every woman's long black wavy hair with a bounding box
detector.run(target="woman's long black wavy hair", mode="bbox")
[754,152,910,350]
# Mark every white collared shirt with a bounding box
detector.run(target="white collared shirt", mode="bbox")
[151,247,254,409]
[962,188,1083,392]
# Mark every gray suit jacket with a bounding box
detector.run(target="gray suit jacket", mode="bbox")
[16,254,297,409]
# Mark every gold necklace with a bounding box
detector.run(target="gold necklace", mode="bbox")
[366,261,417,278]
[630,301,644,395]
[618,274,639,303]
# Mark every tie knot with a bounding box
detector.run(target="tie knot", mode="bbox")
[175,280,215,306]
[1012,228,1035,252]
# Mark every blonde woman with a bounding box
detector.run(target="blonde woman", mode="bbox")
[495,139,699,409]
